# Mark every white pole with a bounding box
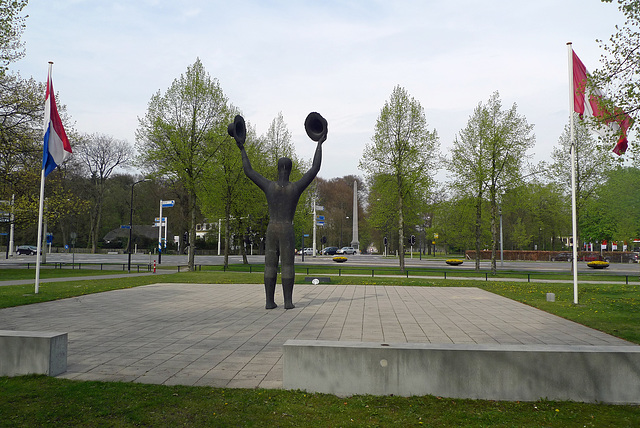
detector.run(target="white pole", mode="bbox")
[35,169,46,294]
[8,194,14,256]
[164,216,167,248]
[312,197,317,257]
[218,218,222,256]
[499,207,504,267]
[158,200,163,259]
[568,42,579,305]
[351,181,359,250]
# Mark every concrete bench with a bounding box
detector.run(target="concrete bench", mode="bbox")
[283,340,640,404]
[304,276,331,283]
[0,330,68,377]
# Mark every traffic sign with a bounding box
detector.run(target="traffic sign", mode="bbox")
[161,200,175,208]
[120,225,131,229]
[317,215,325,221]
[317,221,324,226]
[315,205,324,211]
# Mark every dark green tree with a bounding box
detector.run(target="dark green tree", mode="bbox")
[360,85,440,271]
[0,0,28,75]
[136,58,231,270]
[448,92,534,273]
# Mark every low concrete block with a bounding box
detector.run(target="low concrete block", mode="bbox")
[283,340,640,404]
[0,330,68,377]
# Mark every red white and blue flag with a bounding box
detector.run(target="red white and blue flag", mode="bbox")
[42,66,72,176]
[572,49,633,155]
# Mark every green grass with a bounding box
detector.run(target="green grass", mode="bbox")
[0,267,132,281]
[209,262,639,283]
[1,375,638,427]
[0,271,248,309]
[1,268,639,426]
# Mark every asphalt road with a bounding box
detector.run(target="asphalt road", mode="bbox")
[2,252,639,276]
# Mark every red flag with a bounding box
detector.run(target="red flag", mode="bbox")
[572,50,633,155]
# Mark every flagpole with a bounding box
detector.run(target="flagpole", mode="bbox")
[35,61,54,294]
[35,168,46,294]
[567,42,579,305]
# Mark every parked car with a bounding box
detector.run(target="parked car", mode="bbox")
[337,246,357,255]
[302,248,314,255]
[322,246,339,255]
[16,245,39,255]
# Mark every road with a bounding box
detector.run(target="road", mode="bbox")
[1,252,639,276]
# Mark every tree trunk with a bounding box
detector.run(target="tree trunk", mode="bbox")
[223,201,230,268]
[490,187,497,275]
[224,220,231,268]
[474,192,482,271]
[239,218,248,264]
[93,205,102,254]
[241,239,248,264]
[398,194,405,272]
[88,205,97,253]
[188,189,196,271]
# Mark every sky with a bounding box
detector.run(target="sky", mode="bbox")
[12,0,627,181]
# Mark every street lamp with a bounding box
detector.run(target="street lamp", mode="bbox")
[128,178,150,272]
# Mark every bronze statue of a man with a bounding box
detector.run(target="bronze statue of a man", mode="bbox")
[228,112,327,309]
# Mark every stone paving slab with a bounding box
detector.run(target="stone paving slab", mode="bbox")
[0,283,632,389]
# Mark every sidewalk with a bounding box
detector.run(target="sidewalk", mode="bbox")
[0,283,631,389]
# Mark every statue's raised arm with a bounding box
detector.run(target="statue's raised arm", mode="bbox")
[228,115,270,192]
[296,112,327,190]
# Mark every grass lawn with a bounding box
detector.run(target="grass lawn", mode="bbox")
[2,375,639,427]
[0,268,639,426]
[0,267,133,281]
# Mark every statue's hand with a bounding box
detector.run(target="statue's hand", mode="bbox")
[228,116,246,150]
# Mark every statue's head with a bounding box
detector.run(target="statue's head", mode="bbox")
[277,157,292,181]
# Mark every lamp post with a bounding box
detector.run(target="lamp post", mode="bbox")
[128,178,149,273]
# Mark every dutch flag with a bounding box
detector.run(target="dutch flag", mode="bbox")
[42,64,72,176]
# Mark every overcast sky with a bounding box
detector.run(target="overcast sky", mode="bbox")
[13,0,626,180]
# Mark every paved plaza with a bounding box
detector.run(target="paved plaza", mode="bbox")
[0,283,631,389]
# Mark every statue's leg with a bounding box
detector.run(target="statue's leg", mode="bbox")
[264,230,278,309]
[281,226,296,309]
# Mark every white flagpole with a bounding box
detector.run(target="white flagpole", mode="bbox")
[35,168,46,294]
[567,42,579,305]
[35,62,54,294]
